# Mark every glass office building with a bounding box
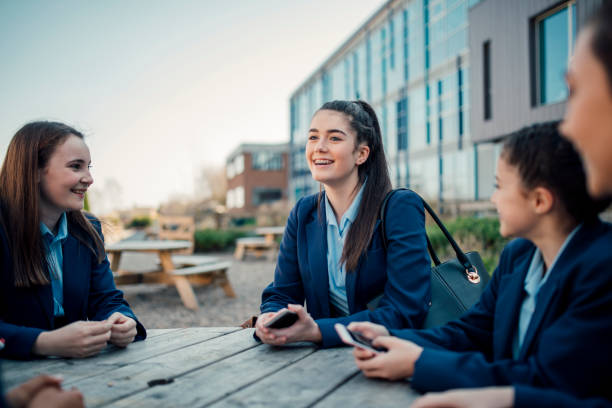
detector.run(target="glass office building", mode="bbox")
[290,0,482,203]
[288,0,588,206]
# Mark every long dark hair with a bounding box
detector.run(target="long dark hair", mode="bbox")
[588,1,612,93]
[0,121,105,287]
[316,100,392,272]
[501,121,610,223]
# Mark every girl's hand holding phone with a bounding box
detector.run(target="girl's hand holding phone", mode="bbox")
[255,304,322,345]
[353,336,423,381]
[346,321,390,339]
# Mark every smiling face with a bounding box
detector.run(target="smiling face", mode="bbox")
[306,109,369,189]
[39,134,93,224]
[561,27,612,197]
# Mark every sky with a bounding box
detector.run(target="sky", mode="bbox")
[0,0,386,214]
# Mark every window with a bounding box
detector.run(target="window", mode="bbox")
[381,27,387,96]
[235,187,245,209]
[389,16,395,70]
[483,40,491,120]
[366,34,372,101]
[252,152,283,171]
[403,9,409,81]
[396,97,408,151]
[232,155,244,176]
[352,51,359,98]
[252,188,283,206]
[535,1,576,105]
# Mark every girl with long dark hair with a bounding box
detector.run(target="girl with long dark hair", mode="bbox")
[0,121,146,360]
[255,100,431,347]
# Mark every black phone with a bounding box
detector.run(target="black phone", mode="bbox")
[334,324,386,353]
[264,309,299,329]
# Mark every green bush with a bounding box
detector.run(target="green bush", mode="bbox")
[194,229,248,252]
[425,217,508,274]
[127,216,151,228]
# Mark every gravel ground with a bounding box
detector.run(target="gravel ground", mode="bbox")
[115,251,276,329]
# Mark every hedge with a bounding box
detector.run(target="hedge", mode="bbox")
[425,216,508,274]
[194,229,248,252]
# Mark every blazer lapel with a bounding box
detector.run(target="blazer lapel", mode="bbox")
[518,277,559,360]
[346,219,381,313]
[34,281,54,328]
[494,247,534,358]
[61,235,86,323]
[305,202,331,317]
[516,226,586,359]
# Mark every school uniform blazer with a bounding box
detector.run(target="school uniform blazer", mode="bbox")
[514,386,612,408]
[260,190,431,348]
[390,220,612,400]
[0,217,146,360]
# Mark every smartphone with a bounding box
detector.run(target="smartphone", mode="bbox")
[264,309,299,329]
[334,323,386,353]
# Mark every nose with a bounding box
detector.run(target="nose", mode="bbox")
[315,137,328,152]
[82,168,94,186]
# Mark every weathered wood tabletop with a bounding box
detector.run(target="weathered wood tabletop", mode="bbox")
[2,328,419,407]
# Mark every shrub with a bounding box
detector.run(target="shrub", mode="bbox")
[127,216,151,228]
[194,229,248,252]
[425,216,508,274]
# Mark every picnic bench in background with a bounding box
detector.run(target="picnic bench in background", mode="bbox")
[106,240,235,310]
[234,226,284,260]
[157,215,195,254]
[1,328,419,407]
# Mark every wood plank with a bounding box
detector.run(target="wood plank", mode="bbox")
[105,343,317,408]
[2,327,239,389]
[69,329,260,407]
[142,328,182,338]
[171,261,231,275]
[209,347,359,408]
[312,372,420,408]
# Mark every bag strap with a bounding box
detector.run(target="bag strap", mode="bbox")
[378,188,481,283]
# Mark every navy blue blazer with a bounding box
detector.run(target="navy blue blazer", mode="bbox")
[0,217,146,360]
[391,220,612,400]
[260,190,431,347]
[514,386,612,408]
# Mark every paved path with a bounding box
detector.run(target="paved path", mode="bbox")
[116,250,274,328]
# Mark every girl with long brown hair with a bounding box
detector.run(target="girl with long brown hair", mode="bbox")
[0,121,145,360]
[255,100,431,347]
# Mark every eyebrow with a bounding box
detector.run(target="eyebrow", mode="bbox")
[67,158,90,164]
[308,128,347,136]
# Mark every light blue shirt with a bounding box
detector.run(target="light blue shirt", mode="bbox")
[512,225,581,359]
[324,182,366,316]
[40,213,68,317]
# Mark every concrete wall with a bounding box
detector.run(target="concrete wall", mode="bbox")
[469,0,602,143]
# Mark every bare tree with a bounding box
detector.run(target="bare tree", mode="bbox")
[195,165,227,204]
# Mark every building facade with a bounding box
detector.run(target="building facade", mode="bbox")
[225,143,289,215]
[289,0,600,206]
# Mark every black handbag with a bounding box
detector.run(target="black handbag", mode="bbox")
[373,188,490,329]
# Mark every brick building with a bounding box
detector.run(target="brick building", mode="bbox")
[225,143,289,215]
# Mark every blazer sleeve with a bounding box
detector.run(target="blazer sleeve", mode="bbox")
[86,219,146,341]
[514,386,612,408]
[0,224,47,359]
[260,198,306,314]
[405,245,612,399]
[0,322,44,360]
[316,190,431,347]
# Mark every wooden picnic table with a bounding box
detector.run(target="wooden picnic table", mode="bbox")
[234,226,285,260]
[1,328,419,407]
[105,240,234,311]
[254,226,285,243]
